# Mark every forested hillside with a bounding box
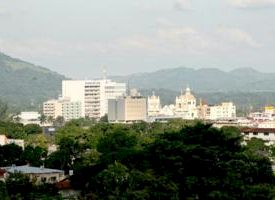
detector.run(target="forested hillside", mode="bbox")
[0,52,66,110]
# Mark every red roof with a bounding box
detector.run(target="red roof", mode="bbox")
[56,178,72,190]
[0,169,6,177]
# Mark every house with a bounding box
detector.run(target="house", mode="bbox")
[2,165,65,184]
[0,135,24,149]
[241,127,275,145]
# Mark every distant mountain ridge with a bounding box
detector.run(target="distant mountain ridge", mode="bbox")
[0,52,67,110]
[112,67,275,92]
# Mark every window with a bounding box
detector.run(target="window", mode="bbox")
[264,132,269,136]
[244,132,249,135]
[253,132,258,136]
[49,177,57,182]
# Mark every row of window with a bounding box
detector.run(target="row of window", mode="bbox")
[243,132,273,136]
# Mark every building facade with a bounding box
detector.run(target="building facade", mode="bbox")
[62,79,126,119]
[206,102,236,120]
[0,135,24,149]
[147,92,161,117]
[175,87,198,120]
[43,98,82,121]
[108,94,147,123]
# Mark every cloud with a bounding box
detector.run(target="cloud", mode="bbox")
[174,0,192,10]
[228,0,275,8]
[217,26,262,48]
[112,26,210,56]
[0,38,75,59]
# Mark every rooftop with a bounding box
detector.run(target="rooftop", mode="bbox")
[2,165,64,174]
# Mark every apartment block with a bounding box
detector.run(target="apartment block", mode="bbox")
[62,79,126,119]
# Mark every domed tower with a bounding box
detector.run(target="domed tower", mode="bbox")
[175,87,198,119]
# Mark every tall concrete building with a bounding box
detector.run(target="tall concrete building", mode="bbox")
[62,79,126,119]
[108,91,147,123]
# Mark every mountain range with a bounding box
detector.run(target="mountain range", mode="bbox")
[0,51,275,112]
[112,67,275,92]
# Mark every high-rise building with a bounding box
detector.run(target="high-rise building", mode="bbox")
[62,79,126,119]
[175,87,198,119]
[108,91,147,123]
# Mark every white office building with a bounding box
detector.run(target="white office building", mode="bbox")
[62,79,126,119]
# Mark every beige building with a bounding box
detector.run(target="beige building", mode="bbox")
[108,93,147,123]
[175,87,198,119]
[0,135,24,149]
[147,92,161,117]
[43,98,82,121]
[206,102,236,120]
[2,165,64,185]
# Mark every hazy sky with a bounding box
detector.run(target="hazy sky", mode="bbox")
[0,0,275,78]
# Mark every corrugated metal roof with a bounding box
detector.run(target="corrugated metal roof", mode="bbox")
[2,165,64,174]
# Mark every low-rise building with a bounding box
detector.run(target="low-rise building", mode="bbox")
[43,97,82,121]
[241,127,275,145]
[2,165,65,184]
[15,112,41,125]
[0,135,24,149]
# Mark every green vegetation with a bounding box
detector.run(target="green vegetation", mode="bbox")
[113,67,275,92]
[0,52,66,110]
[1,119,275,199]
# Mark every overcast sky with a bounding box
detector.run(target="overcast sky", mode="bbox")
[0,0,275,78]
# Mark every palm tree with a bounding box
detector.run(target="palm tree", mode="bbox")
[39,114,47,125]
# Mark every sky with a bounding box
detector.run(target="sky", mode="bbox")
[0,0,275,79]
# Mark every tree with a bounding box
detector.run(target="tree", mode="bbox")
[97,126,138,165]
[45,137,82,172]
[246,138,270,157]
[21,146,47,167]
[0,182,9,200]
[5,173,32,199]
[72,122,275,199]
[0,143,24,166]
[24,124,42,135]
[99,114,108,123]
[39,114,47,125]
[53,116,65,127]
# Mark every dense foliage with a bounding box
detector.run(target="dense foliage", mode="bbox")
[1,119,275,199]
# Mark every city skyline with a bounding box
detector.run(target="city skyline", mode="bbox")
[0,0,275,78]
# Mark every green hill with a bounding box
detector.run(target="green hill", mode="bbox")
[112,67,275,92]
[112,67,275,114]
[0,52,67,110]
